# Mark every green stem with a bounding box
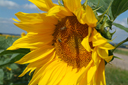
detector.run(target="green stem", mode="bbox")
[112,37,128,52]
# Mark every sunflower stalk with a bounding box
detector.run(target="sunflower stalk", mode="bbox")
[112,37,128,52]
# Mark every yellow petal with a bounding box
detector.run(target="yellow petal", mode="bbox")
[29,0,56,11]
[58,66,77,85]
[28,62,52,85]
[14,22,56,33]
[94,59,106,85]
[7,33,53,50]
[38,62,60,85]
[93,31,107,46]
[18,51,56,77]
[15,12,45,22]
[82,5,98,27]
[77,60,93,85]
[87,59,101,84]
[13,12,58,33]
[74,8,84,24]
[99,43,115,50]
[15,46,54,64]
[63,0,81,13]
[47,6,73,19]
[81,27,92,52]
[18,64,36,77]
[12,18,19,22]
[29,60,61,85]
[68,67,88,85]
[92,48,101,64]
[15,12,58,24]
[47,62,67,85]
[97,48,113,62]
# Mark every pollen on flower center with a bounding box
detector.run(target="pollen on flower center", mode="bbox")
[53,16,92,69]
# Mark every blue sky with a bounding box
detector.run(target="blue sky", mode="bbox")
[0,0,128,44]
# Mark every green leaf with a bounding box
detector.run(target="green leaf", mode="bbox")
[87,0,113,19]
[88,0,112,12]
[0,48,30,56]
[0,69,4,84]
[10,63,19,70]
[111,0,128,20]
[0,54,25,68]
[113,23,128,33]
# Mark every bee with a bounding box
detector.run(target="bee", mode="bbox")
[58,38,62,42]
[60,26,66,30]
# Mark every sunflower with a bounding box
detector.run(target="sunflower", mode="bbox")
[7,0,114,85]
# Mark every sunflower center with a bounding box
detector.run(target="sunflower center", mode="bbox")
[53,16,92,69]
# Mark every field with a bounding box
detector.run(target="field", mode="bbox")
[0,35,128,85]
[106,65,128,85]
[114,48,128,55]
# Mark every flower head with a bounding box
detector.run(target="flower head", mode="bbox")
[8,0,114,85]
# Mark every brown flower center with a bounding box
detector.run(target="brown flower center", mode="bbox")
[53,16,92,69]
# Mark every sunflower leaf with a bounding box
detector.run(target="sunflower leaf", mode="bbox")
[87,0,113,20]
[0,54,25,68]
[88,0,112,12]
[0,69,4,84]
[113,23,128,33]
[0,48,30,56]
[111,0,128,20]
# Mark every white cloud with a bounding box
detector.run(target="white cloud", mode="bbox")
[22,4,37,9]
[114,18,128,27]
[0,18,14,23]
[0,0,19,9]
[111,18,128,44]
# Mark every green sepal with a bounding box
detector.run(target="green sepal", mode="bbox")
[58,0,64,6]
[114,56,123,60]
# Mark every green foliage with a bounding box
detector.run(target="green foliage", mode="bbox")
[0,36,19,50]
[0,48,30,68]
[0,35,30,84]
[111,0,128,20]
[114,49,128,55]
[106,65,128,85]
[113,22,128,33]
[87,0,113,20]
[0,69,4,84]
[88,0,113,13]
